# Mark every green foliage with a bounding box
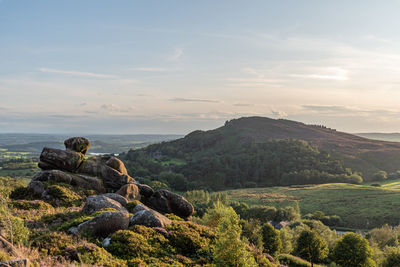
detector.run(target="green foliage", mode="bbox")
[30,230,77,255]
[45,185,81,206]
[11,199,53,210]
[332,233,375,267]
[204,202,257,267]
[0,250,11,261]
[149,180,169,191]
[261,223,282,255]
[382,247,400,267]
[158,171,189,191]
[240,219,264,249]
[165,213,184,221]
[294,229,328,266]
[366,224,399,249]
[66,243,126,267]
[373,170,388,181]
[166,221,215,258]
[107,230,153,259]
[278,254,322,267]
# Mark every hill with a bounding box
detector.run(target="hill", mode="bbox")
[120,116,400,190]
[356,132,400,142]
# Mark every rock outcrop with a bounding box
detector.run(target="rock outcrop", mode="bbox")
[64,137,91,155]
[115,184,140,201]
[147,189,194,220]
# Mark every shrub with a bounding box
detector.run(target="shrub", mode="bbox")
[0,250,11,261]
[332,233,375,267]
[278,254,315,267]
[125,200,142,213]
[165,213,184,221]
[9,186,35,200]
[30,231,77,255]
[294,229,328,266]
[44,185,81,206]
[65,243,126,267]
[11,200,53,210]
[382,246,400,267]
[106,230,153,260]
[261,223,282,255]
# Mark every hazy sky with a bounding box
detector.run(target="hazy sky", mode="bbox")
[2,1,400,134]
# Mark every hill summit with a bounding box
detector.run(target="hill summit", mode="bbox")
[121,116,400,190]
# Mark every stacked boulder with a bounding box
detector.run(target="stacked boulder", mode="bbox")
[28,137,194,237]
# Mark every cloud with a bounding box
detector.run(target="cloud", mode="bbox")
[39,68,118,79]
[168,48,183,61]
[271,110,288,118]
[233,103,253,107]
[129,67,168,72]
[290,67,349,81]
[75,102,87,107]
[169,97,220,103]
[100,104,135,113]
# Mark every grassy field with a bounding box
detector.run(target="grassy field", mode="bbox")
[225,182,400,229]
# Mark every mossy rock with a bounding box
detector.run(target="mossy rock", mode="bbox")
[11,200,53,210]
[126,200,142,213]
[9,186,36,200]
[44,185,82,206]
[165,213,184,221]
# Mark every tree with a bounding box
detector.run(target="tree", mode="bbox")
[332,233,375,267]
[373,171,387,181]
[261,223,282,255]
[294,229,328,267]
[206,202,257,267]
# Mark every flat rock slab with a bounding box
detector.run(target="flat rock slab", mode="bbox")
[39,147,84,172]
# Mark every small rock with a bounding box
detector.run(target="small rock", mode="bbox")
[129,204,171,228]
[76,211,130,237]
[106,157,128,175]
[82,195,126,214]
[64,137,91,155]
[27,180,44,196]
[102,193,128,207]
[115,184,140,201]
[103,237,111,247]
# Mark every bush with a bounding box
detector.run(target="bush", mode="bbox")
[65,243,126,267]
[11,200,53,210]
[382,247,400,267]
[106,230,153,260]
[332,233,375,267]
[44,185,81,206]
[261,223,282,255]
[30,231,77,255]
[278,254,316,267]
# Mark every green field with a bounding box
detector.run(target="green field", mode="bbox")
[225,182,400,229]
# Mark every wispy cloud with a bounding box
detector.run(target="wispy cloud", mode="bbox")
[39,68,118,79]
[169,97,219,103]
[168,48,183,61]
[290,67,349,81]
[100,104,136,113]
[129,67,168,72]
[233,103,253,107]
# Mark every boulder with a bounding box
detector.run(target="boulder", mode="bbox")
[102,193,128,207]
[106,157,128,175]
[38,147,84,172]
[30,170,105,193]
[74,211,130,237]
[78,156,134,190]
[135,183,154,198]
[148,189,194,220]
[129,204,171,228]
[115,184,140,201]
[82,195,126,214]
[27,181,44,196]
[64,137,91,155]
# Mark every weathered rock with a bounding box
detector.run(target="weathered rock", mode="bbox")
[27,180,44,196]
[31,170,105,193]
[64,137,91,155]
[78,156,134,190]
[115,184,140,201]
[106,157,128,175]
[0,258,30,267]
[148,189,194,220]
[75,211,130,237]
[135,183,154,198]
[39,147,84,172]
[102,193,128,207]
[82,195,126,214]
[129,204,171,228]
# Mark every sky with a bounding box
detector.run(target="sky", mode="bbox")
[2,0,400,134]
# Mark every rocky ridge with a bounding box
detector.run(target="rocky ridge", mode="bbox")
[27,137,194,237]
